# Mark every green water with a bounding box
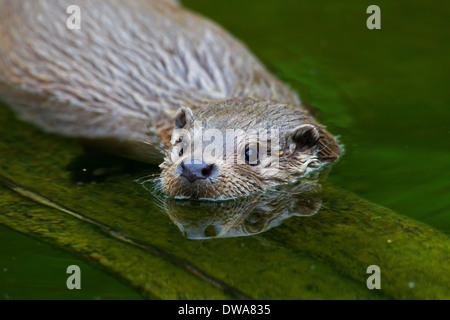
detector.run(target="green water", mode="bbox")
[0,0,449,299]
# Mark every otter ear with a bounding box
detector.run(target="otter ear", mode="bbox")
[174,107,194,129]
[288,124,320,152]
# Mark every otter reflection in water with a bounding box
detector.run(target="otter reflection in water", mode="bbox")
[152,179,322,239]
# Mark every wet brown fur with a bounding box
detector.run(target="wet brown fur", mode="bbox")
[0,0,341,199]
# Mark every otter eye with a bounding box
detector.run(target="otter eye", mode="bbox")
[245,144,260,166]
[178,147,184,157]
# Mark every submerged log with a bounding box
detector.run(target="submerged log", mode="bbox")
[0,103,448,299]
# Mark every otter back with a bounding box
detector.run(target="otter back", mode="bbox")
[0,0,299,163]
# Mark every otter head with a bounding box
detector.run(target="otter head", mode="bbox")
[160,98,341,199]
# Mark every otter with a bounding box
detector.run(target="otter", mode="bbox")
[0,0,341,199]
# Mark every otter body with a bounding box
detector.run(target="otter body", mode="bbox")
[0,0,341,199]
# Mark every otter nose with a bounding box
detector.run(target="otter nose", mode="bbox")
[179,161,216,183]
